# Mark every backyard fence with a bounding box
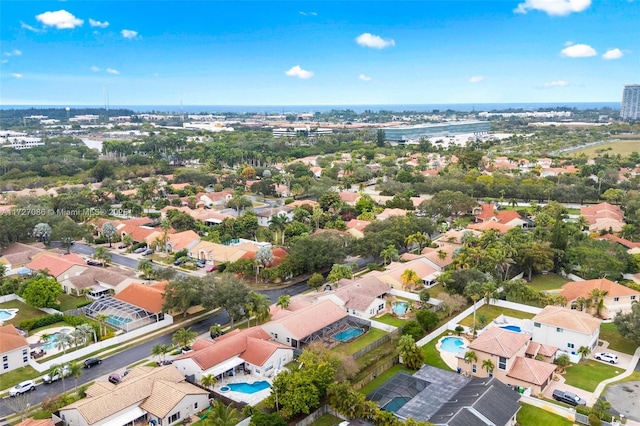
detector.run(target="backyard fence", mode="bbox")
[352,356,400,392]
[351,328,400,360]
[295,405,345,426]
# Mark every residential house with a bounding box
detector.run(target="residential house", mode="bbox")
[315,276,391,319]
[58,365,209,426]
[346,219,371,239]
[437,229,481,245]
[0,242,44,274]
[559,278,640,320]
[189,240,261,265]
[118,224,163,247]
[419,243,457,270]
[368,257,440,289]
[580,202,626,233]
[199,190,233,208]
[25,253,87,282]
[369,365,521,426]
[16,420,54,426]
[531,306,601,360]
[467,221,513,234]
[376,208,408,221]
[262,300,349,349]
[457,327,557,395]
[0,324,29,373]
[255,206,293,227]
[166,230,200,253]
[173,327,293,382]
[338,191,360,206]
[597,234,640,254]
[60,266,137,297]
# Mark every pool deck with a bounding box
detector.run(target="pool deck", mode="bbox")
[215,373,274,405]
[436,335,470,371]
[27,326,77,357]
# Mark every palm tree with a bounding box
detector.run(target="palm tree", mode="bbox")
[577,345,591,361]
[380,244,399,265]
[95,314,109,337]
[464,351,477,373]
[269,213,288,245]
[250,293,271,324]
[93,247,111,267]
[160,217,171,253]
[200,373,217,389]
[76,323,96,345]
[400,269,421,291]
[591,398,612,419]
[172,327,198,350]
[70,329,85,348]
[405,232,430,253]
[276,295,290,309]
[209,324,224,339]
[482,359,494,376]
[554,354,571,373]
[67,361,83,391]
[575,296,587,312]
[122,233,134,250]
[49,364,68,392]
[204,401,241,426]
[590,288,608,317]
[56,332,73,355]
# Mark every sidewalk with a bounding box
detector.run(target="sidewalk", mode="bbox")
[592,346,640,399]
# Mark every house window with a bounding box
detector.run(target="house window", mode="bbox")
[168,412,181,423]
[2,355,7,362]
[274,333,278,339]
[567,343,574,349]
[534,322,541,328]
[556,327,563,333]
[378,304,384,311]
[632,296,637,300]
[3,363,8,370]
[498,357,507,370]
[613,297,619,301]
[23,356,28,363]
[472,364,477,373]
[194,402,198,409]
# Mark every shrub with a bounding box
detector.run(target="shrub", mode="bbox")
[402,321,424,340]
[588,413,601,426]
[20,314,64,331]
[416,309,439,332]
[283,198,295,205]
[94,237,107,244]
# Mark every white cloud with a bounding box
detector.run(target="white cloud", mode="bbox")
[106,68,120,75]
[35,10,83,29]
[543,80,570,88]
[90,65,100,72]
[20,21,41,32]
[7,49,23,56]
[358,74,372,81]
[1,59,8,64]
[356,33,395,49]
[469,76,485,83]
[299,11,317,16]
[121,29,138,39]
[514,0,591,16]
[11,73,23,78]
[602,48,623,60]
[285,65,314,79]
[89,18,109,28]
[561,43,596,57]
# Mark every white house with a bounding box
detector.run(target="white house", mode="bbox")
[530,306,601,362]
[255,206,294,227]
[172,327,293,382]
[316,276,390,319]
[58,365,209,426]
[0,325,29,373]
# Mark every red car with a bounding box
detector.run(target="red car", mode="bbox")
[206,265,218,273]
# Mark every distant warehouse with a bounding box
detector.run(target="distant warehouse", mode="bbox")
[380,120,491,142]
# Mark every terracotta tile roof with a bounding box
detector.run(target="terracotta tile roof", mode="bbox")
[115,281,168,313]
[438,229,481,245]
[468,327,530,358]
[61,365,193,424]
[597,234,640,249]
[467,221,513,234]
[66,267,135,289]
[287,200,320,208]
[507,357,557,385]
[26,253,86,277]
[346,219,371,232]
[476,204,495,221]
[525,341,558,358]
[325,276,390,311]
[581,202,623,218]
[167,230,200,251]
[119,224,163,243]
[532,306,601,334]
[377,208,408,219]
[377,258,439,285]
[495,210,523,224]
[421,243,456,268]
[140,380,208,418]
[338,192,360,203]
[559,278,640,301]
[15,419,55,426]
[0,324,29,353]
[266,300,348,339]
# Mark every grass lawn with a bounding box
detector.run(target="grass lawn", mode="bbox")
[375,313,406,327]
[338,328,387,355]
[457,305,535,327]
[572,140,640,158]
[57,294,90,311]
[424,283,444,296]
[600,323,638,355]
[528,273,567,292]
[0,299,47,326]
[311,414,343,426]
[420,331,455,371]
[359,364,413,396]
[563,360,622,392]
[0,365,40,391]
[516,403,573,426]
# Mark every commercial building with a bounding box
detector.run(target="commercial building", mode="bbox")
[621,84,640,120]
[379,120,491,142]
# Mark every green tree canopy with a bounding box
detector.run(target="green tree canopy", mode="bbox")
[22,276,62,308]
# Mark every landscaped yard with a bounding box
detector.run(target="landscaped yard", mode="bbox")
[457,305,535,327]
[420,331,455,371]
[375,313,407,327]
[310,413,343,426]
[0,299,47,326]
[516,403,573,426]
[57,293,91,311]
[528,273,567,292]
[338,328,387,355]
[600,322,638,355]
[0,365,40,391]
[563,360,622,392]
[358,364,413,396]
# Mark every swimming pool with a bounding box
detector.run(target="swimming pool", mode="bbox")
[40,328,73,351]
[106,316,132,327]
[392,302,409,315]
[440,337,465,353]
[500,325,522,333]
[226,381,271,394]
[0,309,18,321]
[383,396,411,412]
[333,327,365,342]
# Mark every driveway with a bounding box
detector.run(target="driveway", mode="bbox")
[543,373,593,406]
[592,343,634,370]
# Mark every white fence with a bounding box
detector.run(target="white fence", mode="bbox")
[520,395,576,421]
[0,294,23,304]
[369,318,397,333]
[30,315,174,372]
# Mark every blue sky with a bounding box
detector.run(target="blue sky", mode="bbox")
[1,0,638,105]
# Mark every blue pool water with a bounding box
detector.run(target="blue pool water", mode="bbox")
[440,337,465,353]
[383,396,411,412]
[333,327,365,342]
[500,325,522,333]
[106,316,132,326]
[40,329,72,351]
[392,302,409,315]
[0,310,14,320]
[226,381,271,394]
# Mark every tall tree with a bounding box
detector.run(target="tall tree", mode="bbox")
[32,222,53,243]
[101,222,117,248]
[203,274,251,327]
[614,301,640,345]
[162,276,204,317]
[22,276,62,308]
[93,247,111,267]
[172,327,198,350]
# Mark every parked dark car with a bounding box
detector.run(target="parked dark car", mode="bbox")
[174,257,187,266]
[552,390,586,406]
[142,249,154,256]
[134,247,146,254]
[108,373,123,384]
[84,358,102,368]
[86,259,100,266]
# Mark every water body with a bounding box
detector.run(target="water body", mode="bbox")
[2,102,620,114]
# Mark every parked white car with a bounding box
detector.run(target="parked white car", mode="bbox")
[43,365,71,384]
[9,380,36,396]
[594,352,619,364]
